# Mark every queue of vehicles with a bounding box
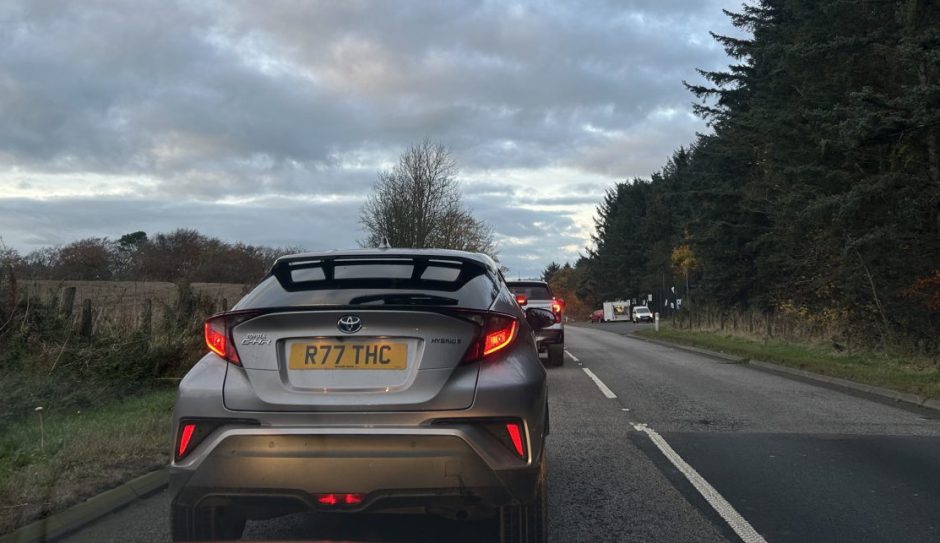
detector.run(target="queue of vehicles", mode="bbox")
[590,300,656,323]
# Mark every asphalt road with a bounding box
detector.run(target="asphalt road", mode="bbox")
[60,322,940,542]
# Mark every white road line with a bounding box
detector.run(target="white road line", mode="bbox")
[631,423,768,543]
[564,350,579,362]
[582,368,617,399]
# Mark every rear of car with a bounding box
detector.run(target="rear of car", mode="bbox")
[506,281,564,367]
[591,309,604,323]
[169,249,549,542]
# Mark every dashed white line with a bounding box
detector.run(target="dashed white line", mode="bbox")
[564,350,579,362]
[582,368,617,399]
[631,422,768,543]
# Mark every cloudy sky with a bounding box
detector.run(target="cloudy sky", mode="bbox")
[0,0,742,278]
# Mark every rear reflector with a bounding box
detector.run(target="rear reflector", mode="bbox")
[174,418,260,463]
[177,423,196,459]
[505,422,525,457]
[316,493,364,506]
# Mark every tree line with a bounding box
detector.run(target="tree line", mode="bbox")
[1,229,295,284]
[564,0,939,353]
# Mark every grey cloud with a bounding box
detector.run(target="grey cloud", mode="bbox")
[1,0,740,178]
[0,0,742,275]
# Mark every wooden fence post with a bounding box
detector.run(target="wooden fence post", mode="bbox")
[80,299,93,338]
[177,282,193,328]
[141,298,153,337]
[61,286,76,319]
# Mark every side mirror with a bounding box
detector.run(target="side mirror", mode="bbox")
[514,294,528,306]
[525,307,555,331]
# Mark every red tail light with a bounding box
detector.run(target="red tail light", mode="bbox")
[514,294,528,306]
[505,422,526,457]
[462,313,519,362]
[551,298,565,323]
[204,310,262,365]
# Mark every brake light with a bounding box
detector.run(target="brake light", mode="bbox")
[204,310,261,365]
[551,298,565,323]
[205,321,228,359]
[461,313,519,363]
[484,318,518,356]
[506,422,525,457]
[514,294,527,306]
[177,423,196,460]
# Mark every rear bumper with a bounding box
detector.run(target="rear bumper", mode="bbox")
[535,328,564,349]
[170,427,539,516]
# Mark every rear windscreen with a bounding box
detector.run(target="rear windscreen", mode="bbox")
[235,257,499,310]
[507,283,553,300]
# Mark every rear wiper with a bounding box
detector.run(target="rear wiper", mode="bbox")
[348,293,459,306]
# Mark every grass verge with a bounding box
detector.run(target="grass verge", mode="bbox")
[635,326,940,400]
[0,387,175,534]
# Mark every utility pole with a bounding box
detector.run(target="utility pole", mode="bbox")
[661,271,665,316]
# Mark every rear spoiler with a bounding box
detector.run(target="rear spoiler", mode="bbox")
[269,253,494,293]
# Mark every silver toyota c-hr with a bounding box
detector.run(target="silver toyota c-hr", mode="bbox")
[170,249,552,542]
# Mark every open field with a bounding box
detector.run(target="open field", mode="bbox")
[18,281,249,330]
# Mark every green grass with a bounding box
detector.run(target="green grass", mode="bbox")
[0,387,176,534]
[636,327,940,400]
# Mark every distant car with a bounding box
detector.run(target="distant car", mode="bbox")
[632,306,654,323]
[507,281,565,367]
[591,309,604,323]
[170,249,551,542]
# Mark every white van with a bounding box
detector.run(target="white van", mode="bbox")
[631,306,653,323]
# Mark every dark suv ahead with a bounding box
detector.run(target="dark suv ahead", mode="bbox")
[506,281,564,367]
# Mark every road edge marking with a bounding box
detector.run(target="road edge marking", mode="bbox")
[582,368,617,399]
[631,423,767,543]
[564,350,580,362]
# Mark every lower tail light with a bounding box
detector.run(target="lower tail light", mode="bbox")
[204,310,262,365]
[175,421,215,462]
[174,418,259,462]
[461,313,519,363]
[505,422,526,458]
[177,423,196,460]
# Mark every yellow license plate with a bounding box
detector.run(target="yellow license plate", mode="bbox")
[288,341,408,370]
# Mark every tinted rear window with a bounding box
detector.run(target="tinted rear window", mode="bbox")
[235,257,499,310]
[507,283,553,300]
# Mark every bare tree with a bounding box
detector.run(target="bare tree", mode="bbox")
[360,140,497,255]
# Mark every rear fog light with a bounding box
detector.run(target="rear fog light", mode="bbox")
[316,493,365,506]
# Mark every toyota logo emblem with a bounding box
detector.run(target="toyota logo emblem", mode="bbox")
[337,315,362,334]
